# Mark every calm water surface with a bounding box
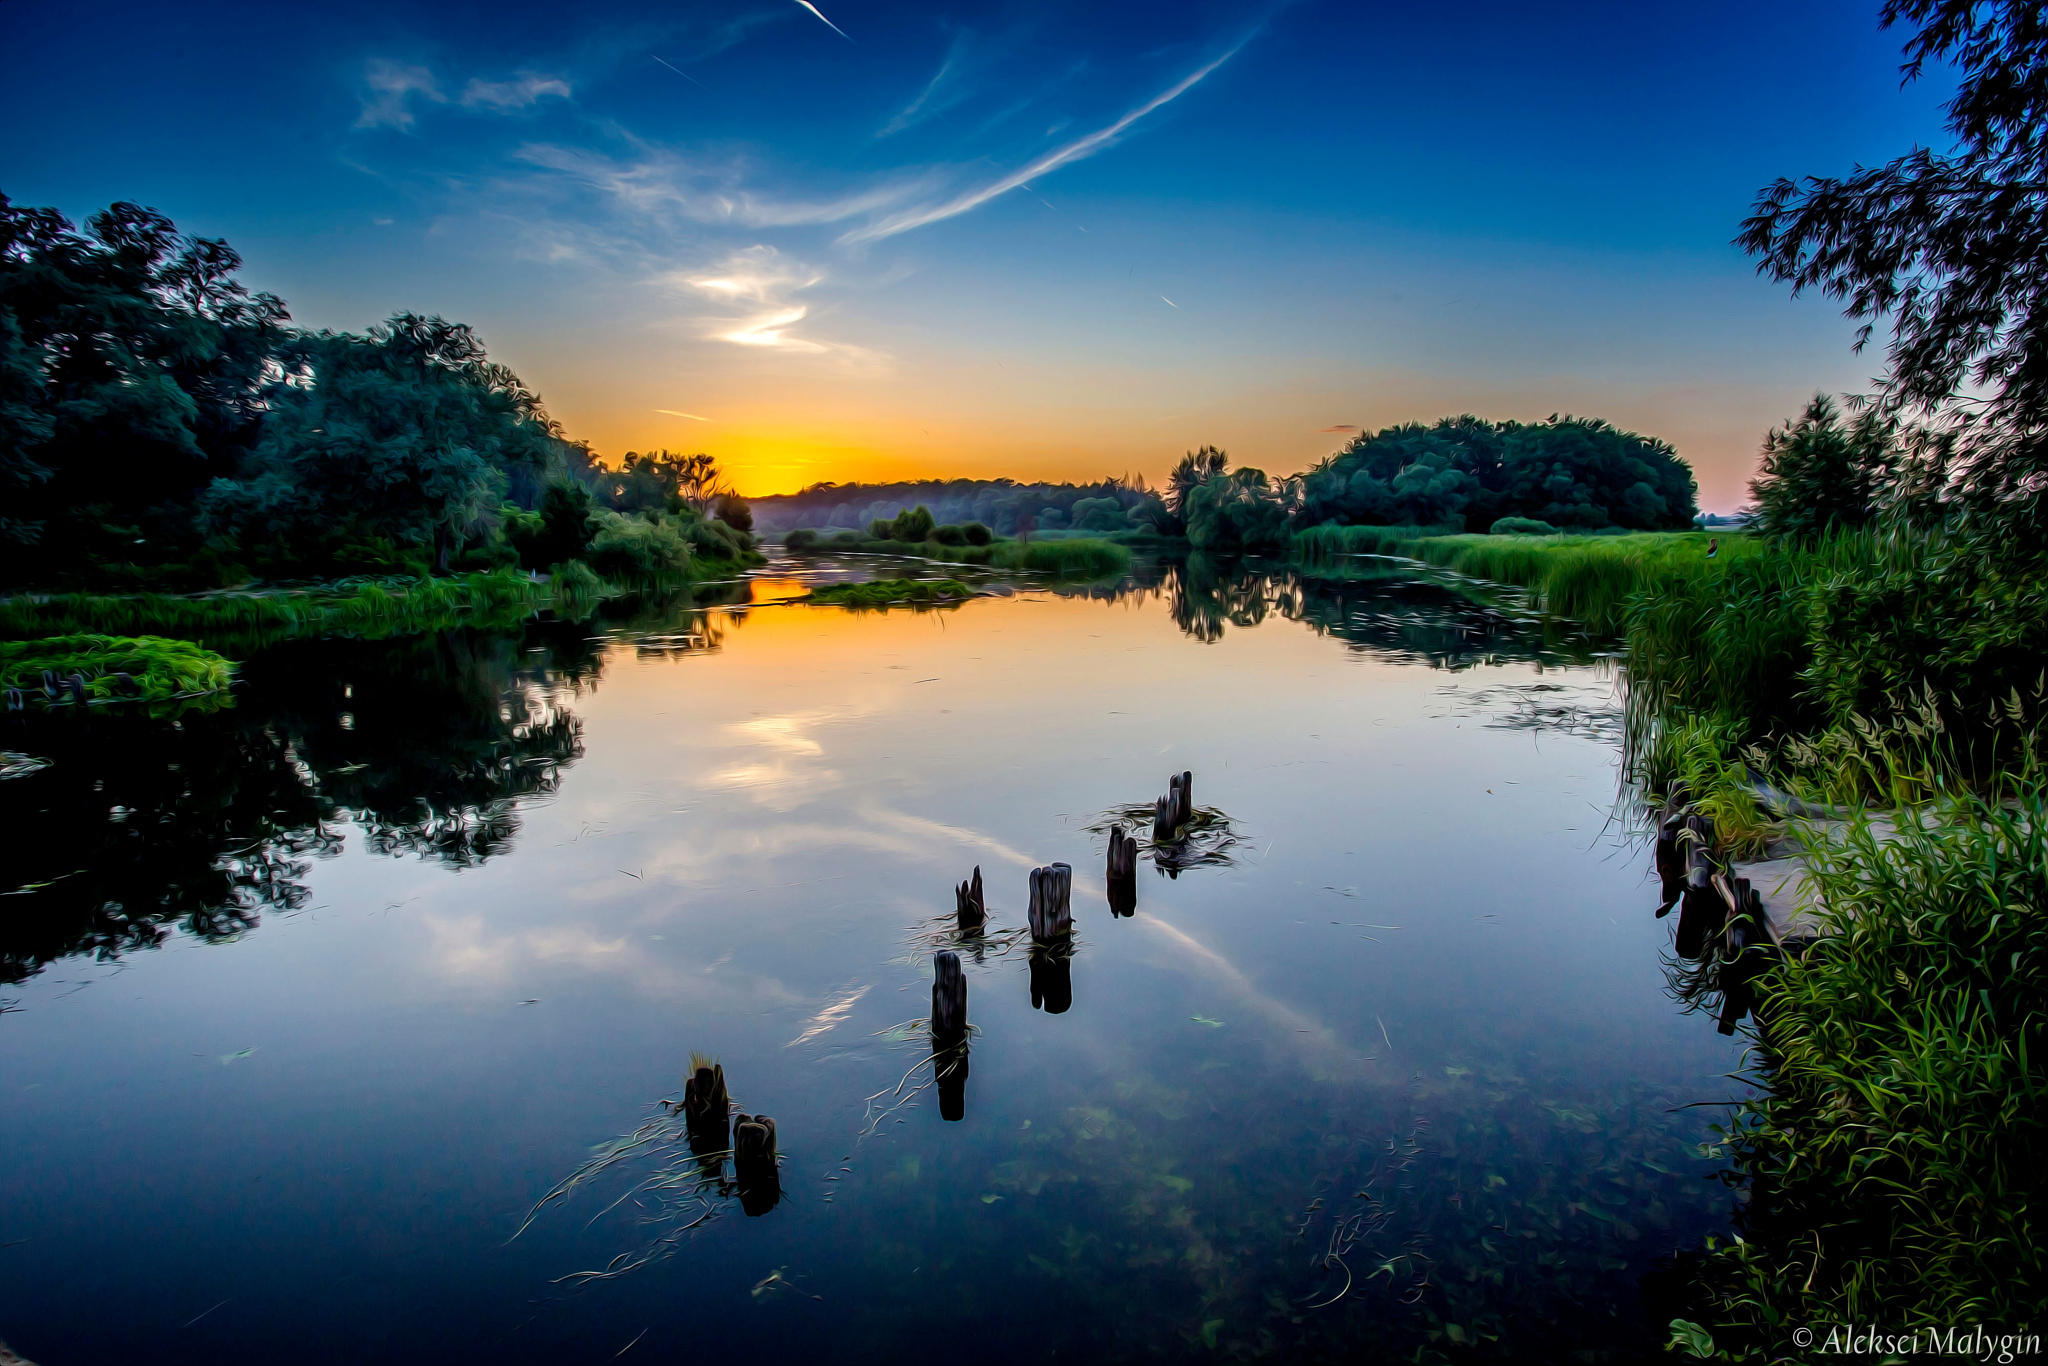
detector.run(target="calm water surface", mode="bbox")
[0,558,1741,1363]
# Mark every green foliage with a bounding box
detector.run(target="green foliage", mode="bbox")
[1692,789,2048,1351]
[1298,415,1697,532]
[584,509,691,582]
[712,491,753,533]
[504,481,595,570]
[750,477,1159,540]
[783,527,820,550]
[0,570,548,645]
[1069,496,1126,532]
[988,538,1131,578]
[599,451,722,515]
[1489,516,1560,535]
[0,634,234,703]
[931,523,967,546]
[1183,467,1293,553]
[1739,0,2048,526]
[203,313,569,574]
[888,505,936,542]
[962,521,993,546]
[1749,395,1899,546]
[804,578,975,608]
[1166,446,1230,520]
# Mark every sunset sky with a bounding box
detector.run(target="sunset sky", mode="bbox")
[2,0,1951,508]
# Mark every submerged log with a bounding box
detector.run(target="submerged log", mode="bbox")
[955,865,986,931]
[680,1062,729,1142]
[1026,862,1073,941]
[931,950,967,1045]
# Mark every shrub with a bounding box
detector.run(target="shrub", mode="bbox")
[585,511,691,581]
[784,528,820,550]
[962,522,992,546]
[889,505,936,542]
[712,492,753,533]
[1489,516,1560,535]
[931,524,967,546]
[868,518,896,540]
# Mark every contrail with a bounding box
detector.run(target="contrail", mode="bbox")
[1160,296,1179,309]
[651,55,706,89]
[840,41,1249,244]
[795,0,852,41]
[655,409,711,421]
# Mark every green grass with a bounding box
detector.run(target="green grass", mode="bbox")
[0,634,235,703]
[1681,787,2048,1356]
[0,569,551,645]
[782,531,1132,579]
[804,578,976,608]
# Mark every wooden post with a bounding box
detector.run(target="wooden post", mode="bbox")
[681,1061,728,1142]
[931,950,967,1045]
[935,1042,969,1121]
[1153,795,1175,842]
[1026,862,1072,941]
[1175,770,1193,827]
[955,865,986,931]
[1106,829,1137,917]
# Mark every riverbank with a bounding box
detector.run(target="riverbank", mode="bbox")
[1300,523,2046,1354]
[781,531,1133,579]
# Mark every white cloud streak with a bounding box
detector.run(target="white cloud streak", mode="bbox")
[838,42,1248,245]
[356,60,444,130]
[518,144,930,228]
[461,73,573,111]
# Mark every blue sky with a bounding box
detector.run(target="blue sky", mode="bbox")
[1,0,1952,504]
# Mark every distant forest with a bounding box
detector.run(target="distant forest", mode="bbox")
[758,415,1699,550]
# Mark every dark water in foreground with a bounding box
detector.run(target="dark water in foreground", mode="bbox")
[0,558,1741,1363]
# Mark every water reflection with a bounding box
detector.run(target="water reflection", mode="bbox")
[0,621,631,984]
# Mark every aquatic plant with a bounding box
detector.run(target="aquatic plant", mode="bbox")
[0,633,234,704]
[804,578,976,609]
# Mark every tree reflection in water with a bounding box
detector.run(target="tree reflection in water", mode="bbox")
[0,607,742,984]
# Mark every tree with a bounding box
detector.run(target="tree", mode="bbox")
[1166,446,1230,519]
[1749,396,1900,545]
[888,505,935,541]
[206,314,566,572]
[712,491,753,533]
[1738,0,2048,528]
[0,194,290,566]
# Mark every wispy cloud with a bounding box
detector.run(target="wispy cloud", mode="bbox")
[838,41,1250,244]
[667,245,865,357]
[656,409,712,421]
[878,32,968,137]
[461,72,573,111]
[356,60,444,130]
[518,143,929,228]
[1320,424,1359,433]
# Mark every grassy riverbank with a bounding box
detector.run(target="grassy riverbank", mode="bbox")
[0,634,236,705]
[783,530,1133,579]
[1296,522,2048,1350]
[804,578,976,608]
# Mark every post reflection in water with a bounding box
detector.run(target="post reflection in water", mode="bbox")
[0,559,1746,1366]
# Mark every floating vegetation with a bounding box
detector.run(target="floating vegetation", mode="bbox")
[1447,681,1625,745]
[803,578,977,610]
[0,634,235,708]
[1088,802,1246,875]
[0,751,51,781]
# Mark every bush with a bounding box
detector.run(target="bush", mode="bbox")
[828,530,865,548]
[988,538,1131,578]
[712,492,753,533]
[889,505,936,542]
[962,522,993,546]
[931,524,967,546]
[585,510,691,581]
[1489,516,1560,536]
[868,518,896,540]
[784,528,820,550]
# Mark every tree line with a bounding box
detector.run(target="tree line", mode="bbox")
[0,194,753,590]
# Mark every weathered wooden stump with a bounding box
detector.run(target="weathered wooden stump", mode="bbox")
[1026,862,1073,941]
[1674,813,1722,958]
[955,865,986,931]
[733,1112,780,1214]
[1653,811,1686,912]
[3,687,22,711]
[931,950,967,1045]
[1106,829,1137,917]
[680,1061,729,1143]
[39,670,60,699]
[1153,771,1195,841]
[64,673,88,706]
